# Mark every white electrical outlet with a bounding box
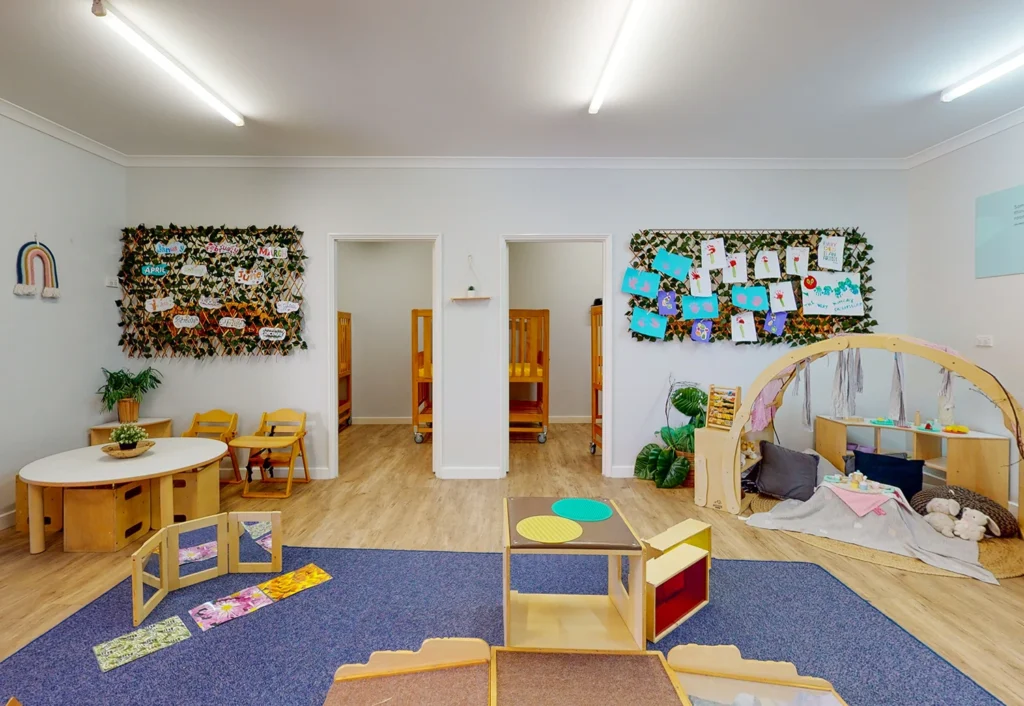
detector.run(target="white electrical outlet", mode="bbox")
[975,335,994,348]
[104,276,120,288]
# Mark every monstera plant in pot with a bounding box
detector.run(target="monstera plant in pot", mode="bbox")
[634,381,708,488]
[97,367,163,423]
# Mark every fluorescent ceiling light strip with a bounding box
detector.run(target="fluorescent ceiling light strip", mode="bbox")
[941,47,1024,102]
[588,0,646,114]
[98,3,244,126]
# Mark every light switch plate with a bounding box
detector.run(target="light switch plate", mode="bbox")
[975,335,994,347]
[104,276,120,288]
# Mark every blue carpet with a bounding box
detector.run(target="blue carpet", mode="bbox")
[0,539,1001,706]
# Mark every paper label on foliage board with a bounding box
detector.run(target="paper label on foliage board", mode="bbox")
[275,301,300,314]
[786,246,809,276]
[731,312,757,342]
[755,250,781,279]
[688,268,712,297]
[817,236,845,270]
[173,315,200,329]
[801,271,863,316]
[769,281,797,312]
[257,245,288,259]
[145,296,174,313]
[219,317,245,330]
[259,327,286,341]
[180,264,208,277]
[205,242,241,255]
[701,238,726,270]
[198,296,222,309]
[154,242,186,255]
[234,268,265,286]
[722,252,747,284]
[141,264,168,277]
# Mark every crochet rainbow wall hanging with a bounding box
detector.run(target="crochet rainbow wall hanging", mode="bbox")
[14,240,60,298]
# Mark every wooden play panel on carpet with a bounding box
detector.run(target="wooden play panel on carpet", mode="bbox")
[324,662,489,706]
[492,649,686,706]
[749,494,1024,579]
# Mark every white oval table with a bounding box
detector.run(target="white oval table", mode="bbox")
[20,437,227,554]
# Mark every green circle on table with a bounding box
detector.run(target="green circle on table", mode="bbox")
[551,498,613,522]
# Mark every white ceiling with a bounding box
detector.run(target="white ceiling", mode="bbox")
[2,0,1024,158]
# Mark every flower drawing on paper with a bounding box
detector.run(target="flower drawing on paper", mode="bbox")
[761,255,769,271]
[729,258,738,277]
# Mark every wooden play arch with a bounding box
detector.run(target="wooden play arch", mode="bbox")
[694,334,1024,527]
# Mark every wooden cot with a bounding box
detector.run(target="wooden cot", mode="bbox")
[590,304,602,455]
[509,309,550,443]
[337,311,352,429]
[411,309,434,443]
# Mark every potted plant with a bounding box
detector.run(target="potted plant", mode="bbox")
[634,381,708,488]
[97,367,163,423]
[110,422,148,451]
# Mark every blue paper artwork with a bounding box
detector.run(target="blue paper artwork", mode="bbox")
[652,248,693,282]
[691,319,713,343]
[629,307,668,340]
[731,285,769,312]
[764,310,788,336]
[621,268,660,299]
[680,295,719,321]
[656,290,677,316]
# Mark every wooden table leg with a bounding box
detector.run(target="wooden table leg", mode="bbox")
[28,484,45,554]
[157,475,174,529]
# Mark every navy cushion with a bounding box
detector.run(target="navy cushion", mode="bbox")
[853,450,924,498]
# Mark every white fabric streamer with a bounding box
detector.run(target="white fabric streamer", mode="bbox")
[802,360,812,430]
[832,351,848,418]
[889,353,907,426]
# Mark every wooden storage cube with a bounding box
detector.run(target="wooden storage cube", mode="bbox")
[645,543,710,643]
[646,519,711,561]
[63,481,151,552]
[14,475,63,534]
[150,461,220,528]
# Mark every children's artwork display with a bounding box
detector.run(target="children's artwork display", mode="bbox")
[769,281,797,312]
[755,250,781,279]
[731,312,757,342]
[722,252,748,284]
[627,229,875,345]
[730,286,768,312]
[651,247,692,282]
[801,271,864,316]
[681,295,719,321]
[691,319,713,342]
[118,225,306,357]
[656,290,677,315]
[621,267,659,299]
[817,235,845,270]
[629,307,668,339]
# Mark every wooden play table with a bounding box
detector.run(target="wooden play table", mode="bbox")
[19,438,226,554]
[502,497,645,652]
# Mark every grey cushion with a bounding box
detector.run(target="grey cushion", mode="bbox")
[756,441,818,501]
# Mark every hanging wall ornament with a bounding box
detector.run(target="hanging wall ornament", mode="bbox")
[889,353,908,427]
[938,368,955,426]
[14,240,60,298]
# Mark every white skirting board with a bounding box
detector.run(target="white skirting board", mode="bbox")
[609,465,634,479]
[0,508,13,530]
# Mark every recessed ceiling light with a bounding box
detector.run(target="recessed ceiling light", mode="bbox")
[93,1,244,126]
[941,48,1024,102]
[588,0,646,115]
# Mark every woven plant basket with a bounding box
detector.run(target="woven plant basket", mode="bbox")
[117,398,140,423]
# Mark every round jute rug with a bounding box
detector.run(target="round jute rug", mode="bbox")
[747,494,1024,579]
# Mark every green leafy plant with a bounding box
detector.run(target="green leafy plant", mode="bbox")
[97,367,163,410]
[634,381,708,488]
[110,422,149,446]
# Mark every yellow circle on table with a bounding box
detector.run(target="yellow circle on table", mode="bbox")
[516,515,584,544]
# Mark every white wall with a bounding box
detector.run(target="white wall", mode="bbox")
[125,167,909,478]
[509,241,603,419]
[336,240,433,420]
[908,124,1024,510]
[0,116,125,524]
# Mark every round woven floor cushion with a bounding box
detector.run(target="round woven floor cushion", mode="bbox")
[910,486,1020,538]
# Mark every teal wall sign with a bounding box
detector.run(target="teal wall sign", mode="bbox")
[141,263,168,277]
[975,184,1024,278]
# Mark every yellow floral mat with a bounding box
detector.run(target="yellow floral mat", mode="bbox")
[748,494,1024,579]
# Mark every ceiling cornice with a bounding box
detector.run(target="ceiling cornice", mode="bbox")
[4,96,1024,172]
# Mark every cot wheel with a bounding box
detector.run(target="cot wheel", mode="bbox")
[589,442,597,455]
[537,433,547,444]
[414,432,425,444]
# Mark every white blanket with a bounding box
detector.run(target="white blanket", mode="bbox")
[747,488,998,584]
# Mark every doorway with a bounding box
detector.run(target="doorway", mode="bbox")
[499,235,613,477]
[327,234,443,480]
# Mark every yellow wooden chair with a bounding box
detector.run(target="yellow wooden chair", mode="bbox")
[230,409,310,499]
[182,409,242,485]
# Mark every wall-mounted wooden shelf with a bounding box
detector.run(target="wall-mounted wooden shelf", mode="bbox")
[451,296,491,301]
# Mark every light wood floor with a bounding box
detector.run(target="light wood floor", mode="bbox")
[2,424,1022,703]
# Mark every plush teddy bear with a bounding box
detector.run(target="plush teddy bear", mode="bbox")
[953,507,996,542]
[923,497,960,538]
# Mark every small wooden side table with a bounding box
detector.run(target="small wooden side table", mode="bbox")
[89,418,173,446]
[503,496,645,652]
